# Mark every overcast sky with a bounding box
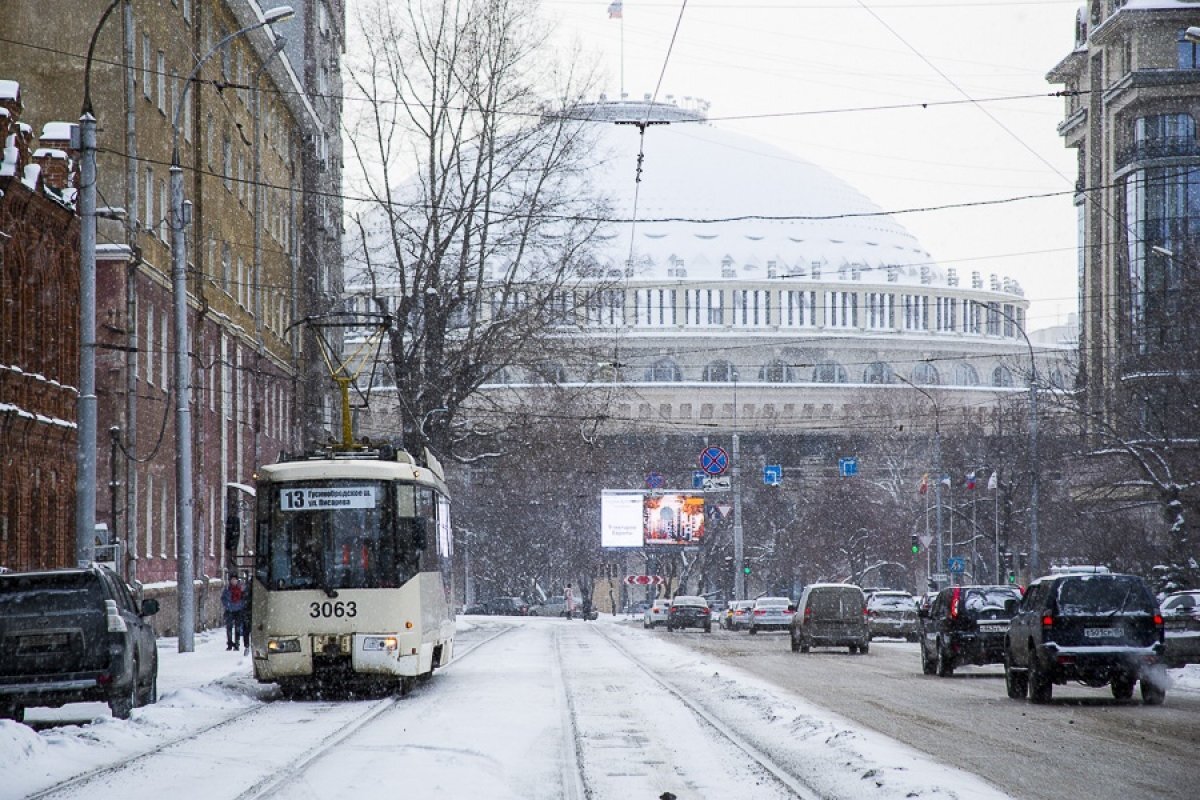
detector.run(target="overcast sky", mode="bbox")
[343,0,1084,331]
[540,0,1084,330]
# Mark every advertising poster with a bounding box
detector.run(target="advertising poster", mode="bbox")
[600,491,645,548]
[643,494,705,546]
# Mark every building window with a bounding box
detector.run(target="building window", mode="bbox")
[825,291,858,328]
[912,362,940,385]
[863,362,892,384]
[759,359,794,383]
[953,363,979,386]
[936,297,958,332]
[685,288,723,325]
[866,292,894,330]
[141,34,151,99]
[783,290,816,327]
[222,243,232,292]
[223,135,232,191]
[634,289,676,327]
[812,361,847,383]
[156,51,166,112]
[702,360,737,382]
[903,294,928,330]
[1179,29,1200,69]
[992,366,1014,387]
[644,358,682,382]
[734,289,770,327]
[144,167,154,231]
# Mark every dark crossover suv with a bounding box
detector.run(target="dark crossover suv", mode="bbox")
[1004,571,1166,704]
[919,585,1023,676]
[666,596,712,632]
[0,564,160,722]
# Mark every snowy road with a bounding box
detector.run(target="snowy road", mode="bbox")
[5,617,1024,800]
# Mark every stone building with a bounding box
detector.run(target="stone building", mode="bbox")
[0,82,79,571]
[0,1,346,589]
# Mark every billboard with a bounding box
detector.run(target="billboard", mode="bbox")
[643,494,705,546]
[600,491,645,548]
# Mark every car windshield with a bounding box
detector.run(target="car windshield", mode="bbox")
[757,599,790,608]
[674,597,707,607]
[1055,576,1156,615]
[0,573,106,613]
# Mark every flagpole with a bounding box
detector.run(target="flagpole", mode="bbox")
[620,12,625,97]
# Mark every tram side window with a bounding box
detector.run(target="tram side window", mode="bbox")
[395,484,439,571]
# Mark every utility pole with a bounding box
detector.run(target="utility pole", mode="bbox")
[733,432,744,601]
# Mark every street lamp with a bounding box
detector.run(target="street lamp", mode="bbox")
[170,5,294,652]
[894,371,944,588]
[75,0,124,567]
[972,300,1040,577]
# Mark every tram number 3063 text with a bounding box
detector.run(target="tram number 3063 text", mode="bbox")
[309,601,357,618]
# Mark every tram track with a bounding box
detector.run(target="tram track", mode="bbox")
[23,623,515,800]
[574,623,826,800]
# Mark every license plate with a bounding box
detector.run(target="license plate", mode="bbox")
[1084,627,1119,638]
[979,624,1007,633]
[18,633,70,653]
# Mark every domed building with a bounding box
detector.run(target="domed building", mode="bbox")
[467,98,1071,434]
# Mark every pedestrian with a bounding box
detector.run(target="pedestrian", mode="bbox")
[221,573,248,651]
[564,583,575,620]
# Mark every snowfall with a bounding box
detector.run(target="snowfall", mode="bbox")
[3,615,1198,800]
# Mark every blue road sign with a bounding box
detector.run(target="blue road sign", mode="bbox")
[645,471,665,490]
[839,457,859,477]
[947,557,967,574]
[700,446,729,475]
[692,470,706,490]
[764,464,782,486]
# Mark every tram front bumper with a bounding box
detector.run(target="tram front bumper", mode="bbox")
[254,632,425,681]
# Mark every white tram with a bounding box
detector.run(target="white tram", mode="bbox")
[249,444,455,696]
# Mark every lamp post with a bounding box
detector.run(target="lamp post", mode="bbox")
[895,372,943,588]
[973,300,1039,577]
[75,0,124,567]
[170,6,294,652]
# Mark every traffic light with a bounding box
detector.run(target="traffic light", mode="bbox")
[911,534,920,555]
[743,565,751,575]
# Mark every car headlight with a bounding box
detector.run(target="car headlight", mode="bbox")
[362,636,399,652]
[267,637,302,654]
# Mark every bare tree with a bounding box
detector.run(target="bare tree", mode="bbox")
[342,0,608,459]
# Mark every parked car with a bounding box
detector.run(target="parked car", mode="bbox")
[626,600,652,616]
[0,564,161,723]
[1159,589,1200,667]
[666,595,712,632]
[866,591,920,641]
[643,599,671,628]
[918,585,1022,675]
[722,600,755,630]
[1004,571,1165,704]
[530,596,568,617]
[748,596,794,634]
[484,596,530,616]
[462,602,488,615]
[790,583,870,654]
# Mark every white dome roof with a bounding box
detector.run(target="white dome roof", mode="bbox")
[578,100,939,285]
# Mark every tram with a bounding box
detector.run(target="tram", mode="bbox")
[248,443,455,696]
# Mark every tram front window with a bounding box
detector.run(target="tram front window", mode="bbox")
[260,481,427,591]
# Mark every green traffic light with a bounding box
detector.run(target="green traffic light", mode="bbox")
[911,545,920,554]
[743,566,751,575]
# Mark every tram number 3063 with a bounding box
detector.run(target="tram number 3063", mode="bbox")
[309,600,358,619]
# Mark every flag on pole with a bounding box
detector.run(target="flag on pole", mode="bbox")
[940,474,952,488]
[987,471,998,491]
[965,471,977,491]
[918,473,929,495]
[608,1,623,18]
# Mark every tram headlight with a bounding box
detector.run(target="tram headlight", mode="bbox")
[362,636,399,652]
[267,637,302,654]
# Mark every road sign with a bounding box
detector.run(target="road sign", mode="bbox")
[699,446,729,475]
[930,572,951,584]
[919,535,933,548]
[947,557,967,574]
[623,575,665,586]
[763,464,782,486]
[692,470,706,489]
[645,471,665,490]
[838,456,858,477]
[702,476,731,491]
[715,501,733,518]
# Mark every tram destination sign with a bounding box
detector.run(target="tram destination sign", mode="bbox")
[280,486,377,510]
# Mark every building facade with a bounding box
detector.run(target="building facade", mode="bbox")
[1048,0,1200,432]
[0,1,345,586]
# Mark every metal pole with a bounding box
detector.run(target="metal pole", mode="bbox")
[168,6,294,653]
[76,110,98,567]
[732,432,744,600]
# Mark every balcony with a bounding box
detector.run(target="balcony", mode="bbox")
[1116,136,1200,170]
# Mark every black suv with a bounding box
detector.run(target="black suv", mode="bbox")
[919,585,1023,676]
[1004,571,1165,704]
[0,564,160,722]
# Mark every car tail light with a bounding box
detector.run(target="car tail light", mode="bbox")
[701,609,710,615]
[804,606,813,620]
[1153,613,1164,627]
[949,587,961,620]
[1041,614,1054,628]
[754,609,766,616]
[105,599,127,633]
[1056,654,1076,666]
[669,606,677,614]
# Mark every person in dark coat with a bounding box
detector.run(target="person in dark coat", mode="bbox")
[221,574,248,651]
